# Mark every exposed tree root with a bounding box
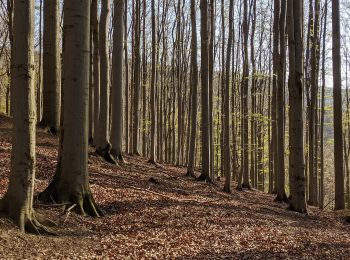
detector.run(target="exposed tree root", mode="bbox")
[25,213,57,235]
[274,193,289,203]
[74,192,104,217]
[38,122,59,136]
[147,158,161,168]
[111,149,127,164]
[133,150,141,156]
[38,182,103,218]
[287,203,308,214]
[241,183,252,190]
[0,199,56,235]
[185,170,197,179]
[196,173,212,183]
[223,186,231,193]
[96,144,117,165]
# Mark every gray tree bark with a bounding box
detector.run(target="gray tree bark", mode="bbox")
[198,0,211,182]
[287,0,307,213]
[96,0,115,164]
[332,0,345,210]
[41,0,61,134]
[39,0,102,217]
[111,0,125,162]
[0,0,54,234]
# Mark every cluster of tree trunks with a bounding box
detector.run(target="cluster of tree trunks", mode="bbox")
[1,0,349,233]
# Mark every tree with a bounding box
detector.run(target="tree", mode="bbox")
[39,0,102,217]
[148,0,157,164]
[111,0,125,162]
[223,0,234,193]
[96,0,115,164]
[238,0,251,189]
[332,0,345,210]
[92,0,100,144]
[41,0,61,134]
[287,0,307,213]
[0,0,54,234]
[198,0,211,182]
[275,0,288,202]
[132,0,141,155]
[308,0,321,206]
[319,0,328,209]
[187,0,199,178]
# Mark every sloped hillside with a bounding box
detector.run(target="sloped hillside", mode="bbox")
[0,114,349,259]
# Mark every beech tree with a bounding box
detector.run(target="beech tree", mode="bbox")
[40,0,61,134]
[92,0,100,144]
[0,0,54,234]
[148,0,157,164]
[39,0,102,217]
[187,0,199,178]
[287,0,307,213]
[198,0,211,182]
[95,0,115,164]
[332,0,345,210]
[111,0,125,162]
[223,0,234,193]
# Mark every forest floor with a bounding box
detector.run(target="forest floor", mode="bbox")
[0,114,350,259]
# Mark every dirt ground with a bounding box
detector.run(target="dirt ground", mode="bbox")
[0,114,350,259]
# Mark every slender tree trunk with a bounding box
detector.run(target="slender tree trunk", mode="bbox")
[141,0,148,157]
[96,0,115,164]
[89,0,94,144]
[332,0,345,210]
[132,0,141,155]
[198,0,211,182]
[187,0,199,177]
[319,0,328,209]
[7,0,14,116]
[149,0,157,164]
[124,0,129,154]
[238,0,251,189]
[223,0,234,193]
[111,0,125,162]
[92,0,100,145]
[287,0,307,213]
[41,0,61,134]
[276,0,288,202]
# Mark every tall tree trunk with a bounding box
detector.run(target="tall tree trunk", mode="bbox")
[223,0,234,193]
[308,0,320,206]
[0,0,53,234]
[332,0,345,210]
[149,0,157,164]
[287,0,307,213]
[96,0,115,164]
[92,0,100,145]
[111,0,125,162]
[7,0,14,116]
[141,0,148,157]
[276,0,288,202]
[187,0,199,177]
[89,0,94,144]
[132,0,141,155]
[39,0,102,217]
[319,0,328,209]
[208,0,215,180]
[124,0,129,154]
[41,0,61,134]
[272,0,280,194]
[238,0,251,189]
[198,0,211,182]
